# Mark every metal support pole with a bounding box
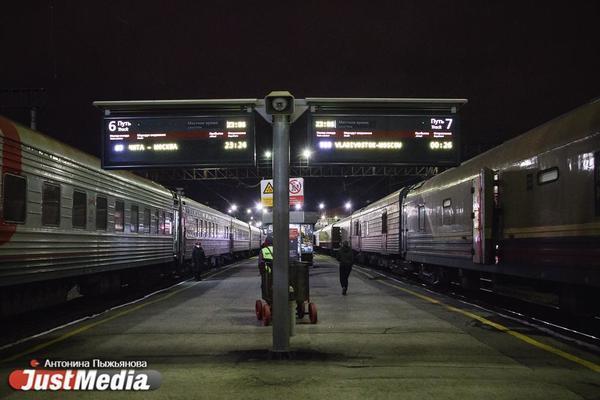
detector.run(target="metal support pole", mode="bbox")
[272,114,290,352]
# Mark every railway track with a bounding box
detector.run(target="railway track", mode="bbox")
[357,263,600,353]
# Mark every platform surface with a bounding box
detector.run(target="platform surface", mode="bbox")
[1,254,599,399]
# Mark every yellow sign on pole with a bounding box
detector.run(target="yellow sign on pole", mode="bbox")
[263,182,274,194]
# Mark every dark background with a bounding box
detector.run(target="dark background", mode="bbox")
[1,1,599,219]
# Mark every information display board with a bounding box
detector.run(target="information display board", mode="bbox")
[102,114,255,168]
[308,113,459,165]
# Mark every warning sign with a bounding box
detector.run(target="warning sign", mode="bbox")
[289,179,302,195]
[263,182,274,195]
[260,178,304,208]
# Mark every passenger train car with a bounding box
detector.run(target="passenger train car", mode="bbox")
[318,99,600,312]
[0,116,260,316]
[179,197,261,267]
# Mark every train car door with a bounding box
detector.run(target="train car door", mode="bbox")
[381,210,388,254]
[472,168,494,264]
[399,187,410,258]
[173,208,183,265]
[229,221,234,254]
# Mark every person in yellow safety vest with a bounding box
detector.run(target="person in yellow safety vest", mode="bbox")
[258,236,274,274]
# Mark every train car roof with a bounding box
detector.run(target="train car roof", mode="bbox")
[0,116,172,196]
[181,196,252,228]
[181,196,230,219]
[351,189,403,218]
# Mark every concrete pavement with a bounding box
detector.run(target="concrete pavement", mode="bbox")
[1,254,599,399]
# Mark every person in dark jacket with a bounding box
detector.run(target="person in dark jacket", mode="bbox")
[337,241,354,295]
[192,241,206,281]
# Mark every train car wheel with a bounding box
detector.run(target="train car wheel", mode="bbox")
[308,302,318,324]
[262,303,271,326]
[255,300,263,320]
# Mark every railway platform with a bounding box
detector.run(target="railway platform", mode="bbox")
[1,254,599,399]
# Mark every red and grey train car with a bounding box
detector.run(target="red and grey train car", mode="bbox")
[326,99,600,311]
[0,117,260,316]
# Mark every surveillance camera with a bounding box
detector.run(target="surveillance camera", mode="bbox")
[265,91,295,115]
[271,97,288,112]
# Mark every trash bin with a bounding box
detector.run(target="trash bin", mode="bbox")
[289,261,317,324]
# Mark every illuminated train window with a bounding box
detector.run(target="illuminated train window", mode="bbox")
[130,205,139,233]
[154,210,160,234]
[537,167,559,185]
[115,201,125,232]
[42,182,61,227]
[165,213,173,235]
[418,205,426,231]
[596,152,600,216]
[442,198,454,225]
[2,173,26,223]
[144,208,151,233]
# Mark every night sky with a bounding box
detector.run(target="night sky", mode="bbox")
[2,1,599,218]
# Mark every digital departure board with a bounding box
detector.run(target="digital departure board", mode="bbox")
[308,113,459,165]
[102,114,255,168]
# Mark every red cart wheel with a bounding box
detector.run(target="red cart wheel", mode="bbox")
[308,302,318,324]
[262,303,271,326]
[255,300,263,320]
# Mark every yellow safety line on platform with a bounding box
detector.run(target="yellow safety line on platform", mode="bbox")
[355,268,600,373]
[0,264,242,364]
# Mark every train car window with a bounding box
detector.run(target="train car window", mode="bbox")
[96,196,108,230]
[160,212,165,234]
[130,205,139,233]
[442,198,454,225]
[72,190,87,229]
[42,182,61,226]
[114,201,124,232]
[2,173,26,223]
[154,210,159,234]
[537,167,559,185]
[194,218,199,237]
[594,151,600,216]
[144,208,151,233]
[418,205,426,231]
[381,211,388,234]
[165,213,173,235]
